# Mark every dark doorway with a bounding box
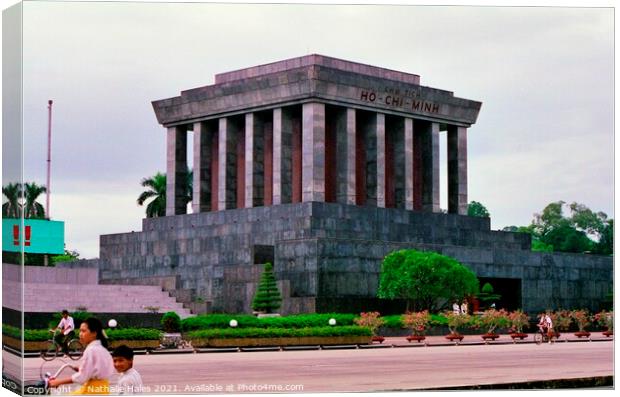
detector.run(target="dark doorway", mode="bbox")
[478,277,522,311]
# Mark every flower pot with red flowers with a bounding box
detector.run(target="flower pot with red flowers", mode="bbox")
[402,311,431,343]
[570,309,592,338]
[444,312,470,343]
[478,308,510,342]
[354,312,386,344]
[594,310,614,337]
[550,310,572,340]
[507,310,529,341]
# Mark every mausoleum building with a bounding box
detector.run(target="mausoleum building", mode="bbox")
[89,55,611,314]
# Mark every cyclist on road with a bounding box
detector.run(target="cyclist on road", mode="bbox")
[51,310,75,355]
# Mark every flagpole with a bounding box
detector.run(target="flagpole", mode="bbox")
[46,99,53,220]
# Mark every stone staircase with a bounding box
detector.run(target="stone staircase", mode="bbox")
[2,280,193,318]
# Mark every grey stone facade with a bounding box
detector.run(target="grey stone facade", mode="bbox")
[96,202,612,314]
[92,55,611,316]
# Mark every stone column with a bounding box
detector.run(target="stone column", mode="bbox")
[273,108,293,205]
[217,118,238,211]
[376,113,386,208]
[404,118,414,210]
[244,113,255,208]
[421,121,440,212]
[193,121,214,213]
[302,102,326,202]
[448,125,468,215]
[336,107,357,205]
[166,125,188,216]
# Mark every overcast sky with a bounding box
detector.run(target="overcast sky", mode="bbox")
[1,1,615,258]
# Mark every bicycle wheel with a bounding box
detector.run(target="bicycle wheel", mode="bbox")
[41,340,58,361]
[67,339,83,360]
[534,332,543,345]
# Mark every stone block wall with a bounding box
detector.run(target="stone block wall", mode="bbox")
[93,202,611,314]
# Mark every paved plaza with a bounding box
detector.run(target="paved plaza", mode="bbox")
[7,334,613,394]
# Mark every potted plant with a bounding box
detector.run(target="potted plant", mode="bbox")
[594,310,614,337]
[478,309,509,342]
[402,311,431,343]
[507,310,529,340]
[570,309,591,338]
[354,312,386,343]
[550,310,572,340]
[444,312,471,342]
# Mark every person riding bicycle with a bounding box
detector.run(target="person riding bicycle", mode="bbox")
[537,312,554,343]
[51,310,75,355]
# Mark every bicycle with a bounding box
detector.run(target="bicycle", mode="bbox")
[41,330,83,361]
[534,327,556,344]
[37,360,78,394]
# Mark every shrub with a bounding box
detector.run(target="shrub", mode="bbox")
[181,313,357,331]
[378,249,479,311]
[594,310,613,331]
[381,315,404,328]
[105,328,161,341]
[570,309,591,332]
[251,262,282,314]
[444,312,472,334]
[161,312,181,333]
[353,312,385,336]
[507,310,529,333]
[402,311,431,336]
[551,310,572,331]
[2,324,23,340]
[477,309,510,334]
[186,326,371,340]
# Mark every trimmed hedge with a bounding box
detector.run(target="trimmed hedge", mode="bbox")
[2,324,160,342]
[105,328,161,341]
[186,326,371,339]
[181,313,357,331]
[2,325,50,341]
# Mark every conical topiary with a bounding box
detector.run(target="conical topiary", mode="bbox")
[252,262,282,314]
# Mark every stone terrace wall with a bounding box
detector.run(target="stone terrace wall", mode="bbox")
[96,202,532,312]
[273,239,612,314]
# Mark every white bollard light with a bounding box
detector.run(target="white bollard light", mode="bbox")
[229,319,238,328]
[108,319,118,328]
[328,318,337,326]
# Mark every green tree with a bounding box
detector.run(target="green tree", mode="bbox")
[51,249,80,265]
[2,182,22,218]
[137,172,167,217]
[137,171,193,217]
[594,219,613,255]
[23,182,47,219]
[467,201,490,218]
[252,262,282,314]
[531,201,611,254]
[377,249,479,311]
[477,282,502,309]
[161,311,181,333]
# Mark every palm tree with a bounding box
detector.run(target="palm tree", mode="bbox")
[2,182,23,218]
[23,182,47,219]
[137,170,193,218]
[137,172,167,218]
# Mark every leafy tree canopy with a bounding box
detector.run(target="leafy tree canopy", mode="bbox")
[377,249,479,312]
[505,201,612,255]
[467,201,490,218]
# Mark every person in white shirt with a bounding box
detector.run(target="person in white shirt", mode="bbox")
[48,317,115,394]
[452,302,461,315]
[52,310,75,354]
[460,301,468,315]
[113,345,143,394]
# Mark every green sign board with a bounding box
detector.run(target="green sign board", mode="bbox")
[2,219,65,254]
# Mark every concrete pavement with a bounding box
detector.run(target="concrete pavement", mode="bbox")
[15,335,613,394]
